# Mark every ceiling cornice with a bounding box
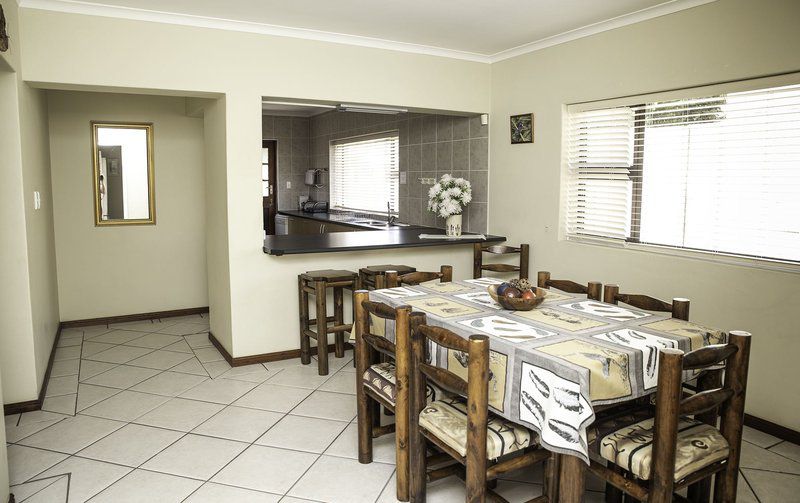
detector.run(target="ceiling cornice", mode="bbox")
[20,0,717,65]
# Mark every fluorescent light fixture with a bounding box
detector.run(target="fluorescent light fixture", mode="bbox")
[261,100,336,109]
[337,104,408,115]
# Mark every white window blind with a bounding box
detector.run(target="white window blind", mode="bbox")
[565,82,800,263]
[330,132,399,214]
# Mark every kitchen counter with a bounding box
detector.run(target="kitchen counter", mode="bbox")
[265,211,504,255]
[277,210,420,231]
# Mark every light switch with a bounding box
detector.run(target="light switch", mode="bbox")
[400,172,407,184]
[33,191,41,210]
[286,181,292,189]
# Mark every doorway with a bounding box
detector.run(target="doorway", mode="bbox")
[262,139,277,234]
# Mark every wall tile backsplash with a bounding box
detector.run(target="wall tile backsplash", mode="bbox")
[263,111,489,233]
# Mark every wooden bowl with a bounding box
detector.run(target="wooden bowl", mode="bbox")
[487,285,547,311]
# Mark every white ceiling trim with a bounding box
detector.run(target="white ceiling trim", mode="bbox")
[21,0,717,64]
[489,0,717,62]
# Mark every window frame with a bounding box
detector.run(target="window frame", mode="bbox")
[561,72,800,274]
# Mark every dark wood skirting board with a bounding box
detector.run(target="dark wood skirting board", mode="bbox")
[744,413,800,446]
[207,331,352,367]
[3,326,61,416]
[60,306,209,328]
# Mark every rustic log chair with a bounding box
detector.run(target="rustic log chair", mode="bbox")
[587,331,752,503]
[384,265,453,288]
[353,291,456,501]
[536,270,602,301]
[408,324,554,503]
[473,243,530,279]
[603,284,690,321]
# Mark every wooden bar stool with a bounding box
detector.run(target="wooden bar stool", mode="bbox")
[298,269,359,375]
[359,264,417,290]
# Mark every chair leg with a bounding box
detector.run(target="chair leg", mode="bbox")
[357,387,373,464]
[410,435,428,503]
[333,287,345,358]
[605,464,624,503]
[543,454,560,502]
[315,280,329,375]
[298,276,311,365]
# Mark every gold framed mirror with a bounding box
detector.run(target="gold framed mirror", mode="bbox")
[91,121,155,226]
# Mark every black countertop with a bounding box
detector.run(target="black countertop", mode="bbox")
[266,211,505,255]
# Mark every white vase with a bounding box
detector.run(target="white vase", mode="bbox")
[446,214,462,237]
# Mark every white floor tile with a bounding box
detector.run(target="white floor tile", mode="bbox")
[79,325,115,338]
[162,339,194,354]
[142,434,248,480]
[82,365,160,389]
[770,441,800,464]
[740,441,800,474]
[325,422,397,464]
[46,375,79,397]
[234,384,312,413]
[17,410,70,426]
[130,371,208,397]
[741,468,800,502]
[267,366,335,390]
[312,350,355,373]
[318,371,356,394]
[6,445,69,484]
[291,390,357,422]
[743,425,783,448]
[185,333,213,349]
[9,474,67,502]
[124,333,184,349]
[126,349,194,370]
[220,364,276,383]
[79,390,169,422]
[54,346,82,361]
[79,360,119,381]
[256,415,348,453]
[81,342,117,359]
[134,397,225,432]
[89,468,203,502]
[78,423,184,467]
[5,416,66,444]
[185,482,281,502]
[202,360,232,378]
[86,345,154,365]
[158,323,209,336]
[76,384,122,412]
[288,455,394,503]
[38,455,132,502]
[193,347,225,363]
[179,378,257,404]
[170,357,210,377]
[42,393,77,415]
[24,474,69,503]
[18,415,126,454]
[263,357,305,371]
[107,320,163,333]
[51,359,80,377]
[88,329,151,345]
[58,335,83,347]
[192,406,282,443]
[212,445,318,494]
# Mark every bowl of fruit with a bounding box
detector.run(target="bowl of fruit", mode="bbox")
[487,278,547,311]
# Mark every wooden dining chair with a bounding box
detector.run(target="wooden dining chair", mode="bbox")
[383,265,453,288]
[408,324,553,503]
[473,243,530,279]
[353,291,455,501]
[536,271,602,300]
[603,284,690,321]
[587,331,752,503]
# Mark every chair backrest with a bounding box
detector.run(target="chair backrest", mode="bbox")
[410,324,491,461]
[649,331,751,496]
[537,271,602,301]
[383,265,453,288]
[473,243,530,279]
[603,284,690,321]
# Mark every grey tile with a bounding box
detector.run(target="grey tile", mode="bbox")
[436,116,453,141]
[408,117,422,145]
[212,445,317,494]
[261,115,275,138]
[291,117,310,138]
[89,469,202,503]
[470,115,488,138]
[275,117,292,138]
[288,455,394,503]
[436,141,452,172]
[421,143,436,171]
[408,144,421,170]
[421,116,437,143]
[452,139,469,171]
[469,137,489,171]
[142,434,247,480]
[452,117,470,140]
[470,171,489,203]
[468,202,488,234]
[398,145,408,172]
[18,415,125,454]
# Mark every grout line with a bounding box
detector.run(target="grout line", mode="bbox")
[739,468,763,503]
[9,473,65,502]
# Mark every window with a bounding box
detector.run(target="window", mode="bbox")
[330,132,399,214]
[565,81,800,263]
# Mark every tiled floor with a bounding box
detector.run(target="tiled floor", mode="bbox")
[3,314,799,502]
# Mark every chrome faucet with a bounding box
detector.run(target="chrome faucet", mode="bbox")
[387,201,397,225]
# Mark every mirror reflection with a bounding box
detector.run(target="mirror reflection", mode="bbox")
[92,122,155,225]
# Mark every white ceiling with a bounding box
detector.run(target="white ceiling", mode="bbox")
[23,0,714,61]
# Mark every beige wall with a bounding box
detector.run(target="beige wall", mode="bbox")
[47,91,208,320]
[0,372,8,502]
[490,0,800,428]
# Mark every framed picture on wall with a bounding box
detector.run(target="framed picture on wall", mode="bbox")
[510,113,534,144]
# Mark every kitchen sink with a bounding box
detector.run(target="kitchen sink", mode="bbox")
[351,219,411,228]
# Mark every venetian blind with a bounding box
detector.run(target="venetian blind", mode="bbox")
[330,132,399,214]
[565,82,800,263]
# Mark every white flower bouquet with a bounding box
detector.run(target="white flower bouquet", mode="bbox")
[427,174,472,218]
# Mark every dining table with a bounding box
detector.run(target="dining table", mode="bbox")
[368,277,727,502]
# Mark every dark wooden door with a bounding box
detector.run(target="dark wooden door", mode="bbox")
[262,140,277,234]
